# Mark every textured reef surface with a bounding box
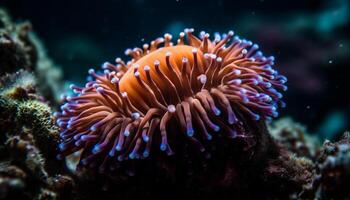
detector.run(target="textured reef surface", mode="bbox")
[0,9,350,200]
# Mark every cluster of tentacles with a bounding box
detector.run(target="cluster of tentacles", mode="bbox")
[55,29,287,170]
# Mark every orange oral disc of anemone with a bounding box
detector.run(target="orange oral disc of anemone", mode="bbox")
[56,29,287,171]
[120,45,206,111]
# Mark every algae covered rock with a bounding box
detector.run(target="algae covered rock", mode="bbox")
[0,71,74,199]
[0,8,75,199]
[312,132,350,199]
[0,8,64,106]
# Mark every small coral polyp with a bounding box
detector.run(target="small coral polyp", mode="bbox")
[56,29,287,170]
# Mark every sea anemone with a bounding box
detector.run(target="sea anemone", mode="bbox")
[55,29,287,171]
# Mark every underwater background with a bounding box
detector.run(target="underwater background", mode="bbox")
[3,0,349,140]
[1,0,350,199]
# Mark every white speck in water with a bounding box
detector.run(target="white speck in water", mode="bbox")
[328,60,333,64]
[306,105,311,109]
[339,43,343,48]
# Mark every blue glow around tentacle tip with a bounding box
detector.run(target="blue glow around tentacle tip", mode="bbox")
[60,104,67,110]
[82,135,91,141]
[282,85,288,91]
[73,134,81,140]
[279,75,288,82]
[268,88,277,94]
[129,152,136,159]
[81,159,88,165]
[56,154,63,160]
[116,144,122,151]
[124,130,130,137]
[90,125,97,131]
[143,150,149,158]
[277,92,283,99]
[255,51,263,57]
[143,135,149,142]
[253,114,260,121]
[214,108,221,116]
[108,150,114,157]
[187,128,194,136]
[265,82,272,88]
[92,145,100,154]
[57,121,64,126]
[142,150,149,158]
[117,156,123,161]
[213,125,220,132]
[280,101,286,108]
[160,143,167,151]
[88,68,95,74]
[65,123,72,129]
[59,143,65,151]
[68,117,76,123]
[272,111,279,118]
[96,87,105,93]
[242,97,249,104]
[59,129,66,135]
[207,134,213,140]
[74,141,81,147]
